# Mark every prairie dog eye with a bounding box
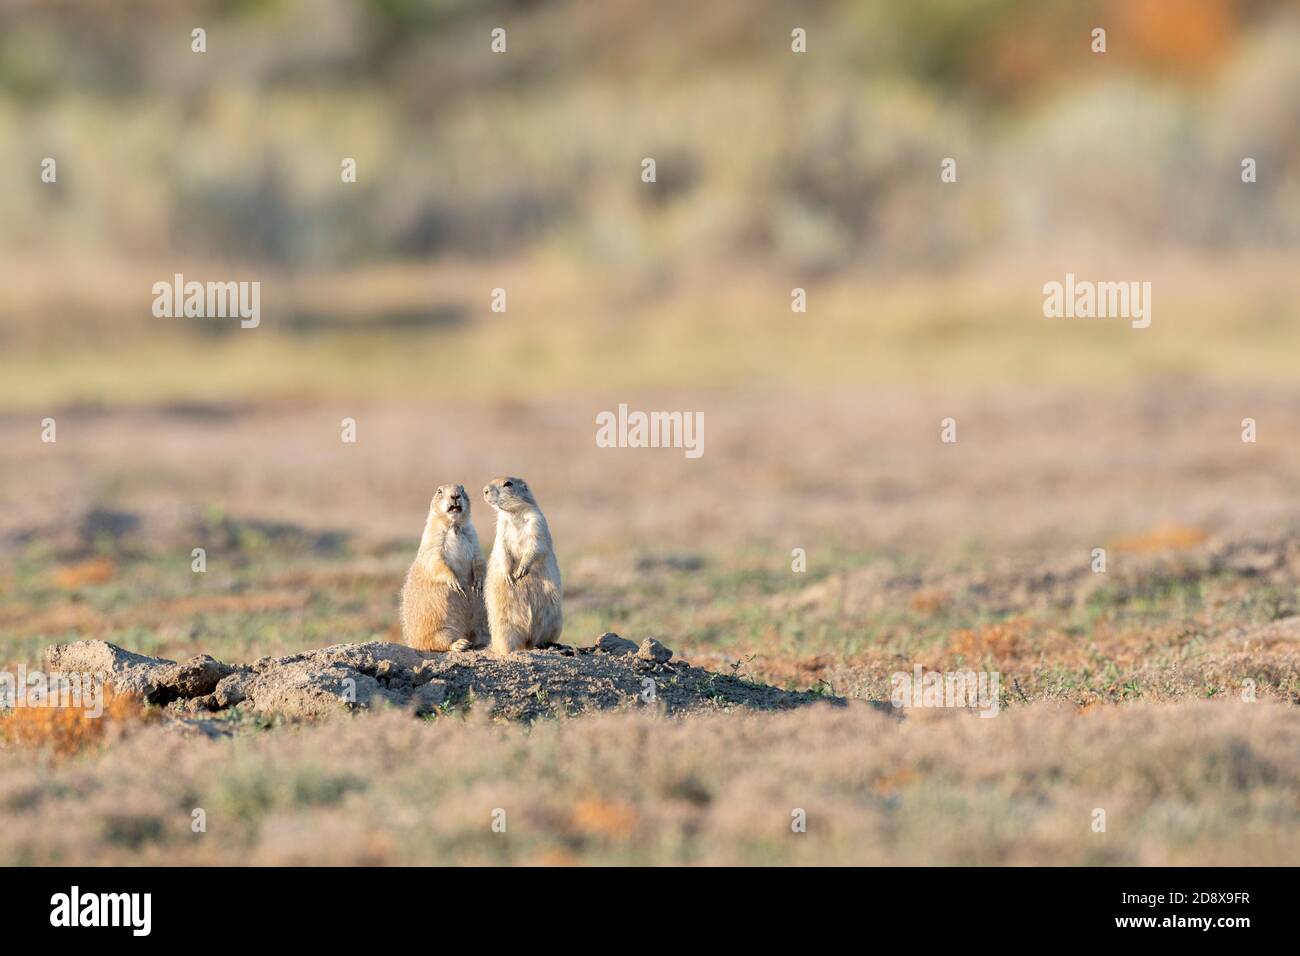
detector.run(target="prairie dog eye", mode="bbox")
[504,480,513,487]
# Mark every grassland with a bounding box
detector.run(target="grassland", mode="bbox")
[4,701,1296,866]
[3,0,1299,866]
[3,387,1299,864]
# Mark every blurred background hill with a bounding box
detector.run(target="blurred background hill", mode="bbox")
[2,0,1300,405]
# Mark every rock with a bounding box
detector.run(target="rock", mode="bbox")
[230,642,436,718]
[43,642,238,706]
[213,672,248,708]
[178,694,221,714]
[157,655,234,697]
[238,660,379,719]
[411,660,440,686]
[594,632,638,656]
[411,680,449,715]
[637,638,673,664]
[43,640,174,702]
[302,642,428,675]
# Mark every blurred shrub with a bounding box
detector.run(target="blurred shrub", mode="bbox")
[0,0,1297,274]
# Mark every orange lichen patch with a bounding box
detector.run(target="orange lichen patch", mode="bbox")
[0,689,156,757]
[51,558,116,588]
[570,799,640,838]
[946,618,1032,665]
[1110,522,1210,555]
[870,766,917,797]
[909,588,950,616]
[1115,0,1237,76]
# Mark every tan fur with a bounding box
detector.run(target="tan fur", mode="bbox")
[400,484,487,652]
[482,476,562,654]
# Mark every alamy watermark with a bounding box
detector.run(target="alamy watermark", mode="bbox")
[890,665,1000,718]
[0,666,105,718]
[152,273,260,328]
[1043,273,1151,329]
[50,886,151,936]
[596,403,704,459]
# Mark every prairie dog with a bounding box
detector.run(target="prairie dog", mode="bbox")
[400,484,487,652]
[482,476,562,653]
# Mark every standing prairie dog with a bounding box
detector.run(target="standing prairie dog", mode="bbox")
[482,476,562,653]
[400,484,487,652]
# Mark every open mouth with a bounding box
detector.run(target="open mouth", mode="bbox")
[446,502,463,513]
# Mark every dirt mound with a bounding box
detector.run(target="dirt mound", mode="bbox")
[42,635,842,722]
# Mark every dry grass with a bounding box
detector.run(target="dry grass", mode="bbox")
[0,701,1294,865]
[3,390,1298,865]
[50,557,117,589]
[0,689,156,758]
[1111,523,1212,555]
[5,390,1300,701]
[3,253,1300,410]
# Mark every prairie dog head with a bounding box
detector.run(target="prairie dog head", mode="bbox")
[429,483,470,526]
[482,476,538,515]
